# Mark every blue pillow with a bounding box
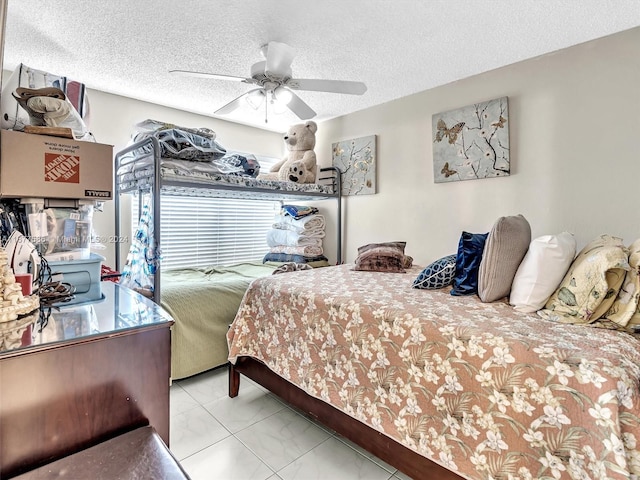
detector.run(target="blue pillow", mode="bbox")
[413,254,457,289]
[450,231,489,296]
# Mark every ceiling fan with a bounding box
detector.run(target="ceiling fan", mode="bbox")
[170,41,367,123]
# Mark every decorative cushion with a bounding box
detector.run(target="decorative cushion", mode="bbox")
[413,254,456,290]
[538,234,630,324]
[402,255,414,269]
[354,241,407,273]
[604,238,640,329]
[478,214,531,302]
[450,232,488,296]
[509,232,577,313]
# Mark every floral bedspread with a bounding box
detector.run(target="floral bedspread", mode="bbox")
[227,264,640,480]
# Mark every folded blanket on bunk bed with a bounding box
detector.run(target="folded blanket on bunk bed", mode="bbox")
[267,208,327,263]
[266,228,324,247]
[273,214,326,233]
[268,244,324,257]
[271,226,325,238]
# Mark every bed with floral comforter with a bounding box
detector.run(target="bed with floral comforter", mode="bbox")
[227,264,640,480]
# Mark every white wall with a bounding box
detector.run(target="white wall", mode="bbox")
[4,26,638,269]
[77,91,284,267]
[316,26,640,266]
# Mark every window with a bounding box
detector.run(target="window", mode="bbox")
[130,154,285,270]
[156,195,279,269]
[132,194,280,270]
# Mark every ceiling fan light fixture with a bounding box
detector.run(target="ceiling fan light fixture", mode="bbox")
[273,86,293,105]
[246,89,265,109]
[271,94,288,115]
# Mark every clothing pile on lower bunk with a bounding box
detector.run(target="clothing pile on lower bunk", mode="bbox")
[264,205,329,267]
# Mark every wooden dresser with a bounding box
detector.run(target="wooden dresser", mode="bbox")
[0,282,174,479]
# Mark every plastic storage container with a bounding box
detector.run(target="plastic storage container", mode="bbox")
[48,253,104,305]
[24,202,94,261]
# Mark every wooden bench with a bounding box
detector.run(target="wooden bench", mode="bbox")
[13,426,190,480]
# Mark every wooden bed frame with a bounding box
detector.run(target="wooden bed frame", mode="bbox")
[229,357,462,480]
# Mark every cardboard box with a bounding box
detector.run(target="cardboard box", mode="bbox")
[0,129,113,200]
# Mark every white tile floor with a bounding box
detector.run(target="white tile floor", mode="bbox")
[170,366,413,480]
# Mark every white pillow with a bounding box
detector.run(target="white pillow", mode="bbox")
[509,232,577,313]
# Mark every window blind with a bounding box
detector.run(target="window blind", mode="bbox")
[131,155,284,270]
[132,194,280,270]
[157,195,279,269]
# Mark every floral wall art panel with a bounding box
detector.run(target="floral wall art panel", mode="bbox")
[432,96,509,183]
[332,135,376,195]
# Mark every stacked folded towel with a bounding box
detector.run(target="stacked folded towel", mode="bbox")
[266,214,325,250]
[264,205,327,264]
[268,244,324,257]
[272,214,326,237]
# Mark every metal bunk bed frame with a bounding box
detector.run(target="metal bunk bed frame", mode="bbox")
[114,136,342,303]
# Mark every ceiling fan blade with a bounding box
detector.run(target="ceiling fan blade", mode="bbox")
[288,78,367,95]
[214,89,262,115]
[170,69,255,84]
[287,91,317,120]
[265,41,295,77]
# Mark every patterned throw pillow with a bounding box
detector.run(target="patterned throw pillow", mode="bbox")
[413,254,456,289]
[354,241,407,273]
[450,232,488,296]
[538,234,630,324]
[478,214,531,302]
[605,238,640,329]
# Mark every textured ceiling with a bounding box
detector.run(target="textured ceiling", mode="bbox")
[3,1,640,133]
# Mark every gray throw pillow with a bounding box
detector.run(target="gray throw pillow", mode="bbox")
[478,214,531,302]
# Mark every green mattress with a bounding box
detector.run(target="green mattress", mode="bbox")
[160,261,277,379]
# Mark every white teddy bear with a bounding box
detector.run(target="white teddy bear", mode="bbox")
[259,120,317,184]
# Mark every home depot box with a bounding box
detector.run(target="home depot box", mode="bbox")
[0,129,113,200]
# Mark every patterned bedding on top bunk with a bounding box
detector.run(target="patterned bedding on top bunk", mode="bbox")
[227,264,640,480]
[116,156,334,195]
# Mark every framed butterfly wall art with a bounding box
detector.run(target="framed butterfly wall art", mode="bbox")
[432,96,509,183]
[332,135,376,195]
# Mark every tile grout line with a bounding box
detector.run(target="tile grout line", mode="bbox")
[171,369,402,479]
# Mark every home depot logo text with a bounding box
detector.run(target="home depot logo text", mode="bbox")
[44,153,80,183]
